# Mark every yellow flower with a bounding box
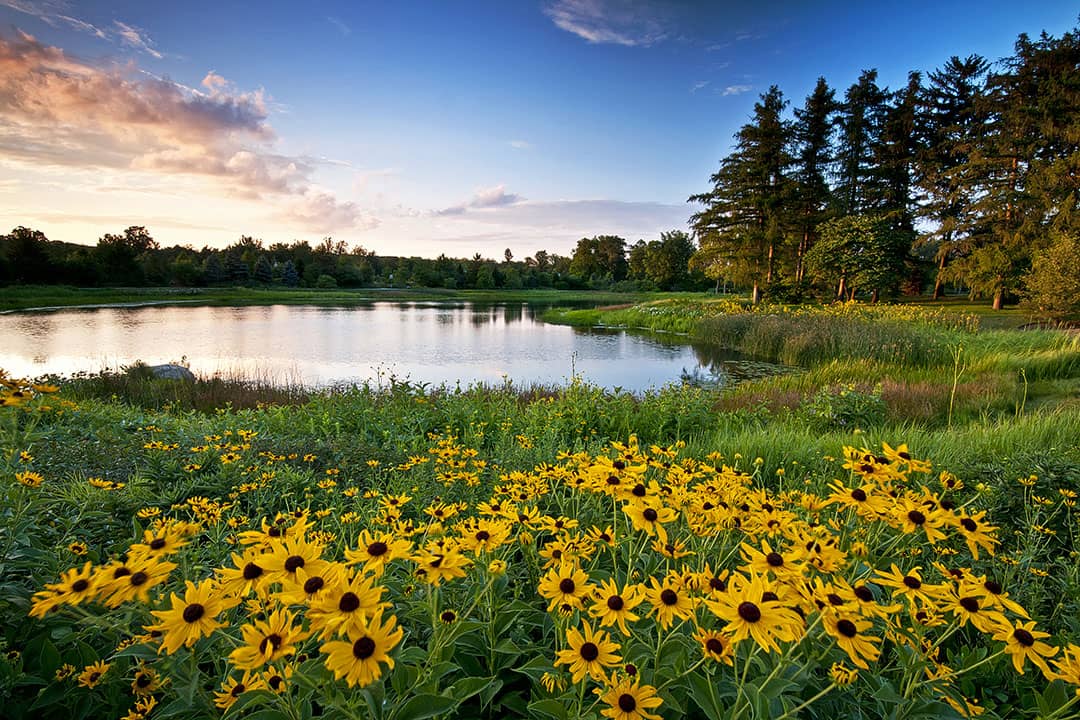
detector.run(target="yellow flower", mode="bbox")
[554,622,622,683]
[822,614,881,669]
[16,471,43,487]
[693,628,734,665]
[213,670,266,710]
[705,570,803,653]
[229,607,308,669]
[77,660,110,688]
[320,610,403,688]
[538,562,593,614]
[589,579,643,636]
[644,576,695,630]
[345,530,413,575]
[146,579,239,654]
[598,674,663,720]
[993,620,1058,676]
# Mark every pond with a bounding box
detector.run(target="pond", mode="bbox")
[1,302,787,392]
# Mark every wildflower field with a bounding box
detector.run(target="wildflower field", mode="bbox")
[2,303,1080,720]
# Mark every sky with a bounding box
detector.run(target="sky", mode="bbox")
[1,1,1077,259]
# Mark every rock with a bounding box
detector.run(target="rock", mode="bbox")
[147,364,196,381]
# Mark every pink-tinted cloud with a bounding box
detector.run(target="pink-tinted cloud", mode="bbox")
[0,31,372,233]
[435,185,524,215]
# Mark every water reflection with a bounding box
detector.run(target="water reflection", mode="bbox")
[0,302,786,392]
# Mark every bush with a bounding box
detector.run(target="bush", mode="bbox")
[315,274,338,288]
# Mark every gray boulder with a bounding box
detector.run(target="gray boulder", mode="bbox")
[147,364,196,381]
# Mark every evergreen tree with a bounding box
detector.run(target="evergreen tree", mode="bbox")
[835,70,889,215]
[253,256,274,284]
[690,86,792,302]
[203,254,226,285]
[789,77,837,283]
[915,55,991,298]
[281,260,299,287]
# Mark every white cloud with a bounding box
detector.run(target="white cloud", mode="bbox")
[508,139,531,150]
[113,20,162,59]
[690,80,709,93]
[435,185,524,215]
[326,16,351,36]
[721,84,752,96]
[544,0,669,47]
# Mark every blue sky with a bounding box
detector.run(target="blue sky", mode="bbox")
[1,0,1077,257]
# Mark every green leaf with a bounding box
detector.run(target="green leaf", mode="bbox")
[392,694,457,720]
[688,673,725,720]
[526,698,569,720]
[447,676,500,704]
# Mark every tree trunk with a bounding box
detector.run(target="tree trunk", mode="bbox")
[751,283,762,305]
[766,243,774,284]
[871,289,879,304]
[836,276,846,302]
[992,287,1003,310]
[932,252,947,299]
[848,285,856,302]
[714,276,720,294]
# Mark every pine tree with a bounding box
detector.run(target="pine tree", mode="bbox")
[789,77,837,283]
[690,86,793,303]
[835,70,889,215]
[915,55,990,298]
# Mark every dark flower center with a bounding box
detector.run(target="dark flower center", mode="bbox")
[231,683,246,696]
[836,619,857,637]
[766,552,784,567]
[135,674,152,687]
[268,527,282,537]
[441,610,457,623]
[259,633,283,654]
[607,595,624,611]
[632,484,647,498]
[113,567,132,579]
[367,541,388,556]
[710,577,727,591]
[475,530,490,542]
[854,585,874,602]
[284,555,305,572]
[827,593,844,606]
[1013,628,1035,647]
[984,580,1003,595]
[959,597,980,613]
[129,571,149,586]
[579,642,599,661]
[737,601,762,622]
[851,488,867,502]
[706,638,725,655]
[902,576,922,590]
[339,592,361,612]
[182,603,205,623]
[352,636,376,660]
[960,518,977,532]
[304,576,325,594]
[559,578,576,594]
[642,508,658,522]
[761,591,779,602]
[907,510,926,526]
[71,579,90,592]
[606,476,620,485]
[660,589,678,606]
[268,675,284,690]
[149,538,167,550]
[613,460,626,471]
[243,563,264,580]
[618,693,636,712]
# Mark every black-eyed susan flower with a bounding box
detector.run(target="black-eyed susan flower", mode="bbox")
[589,579,643,636]
[874,565,946,607]
[411,543,471,586]
[554,622,622,683]
[130,666,161,695]
[263,535,328,585]
[277,562,347,606]
[29,562,96,617]
[598,673,663,720]
[829,662,859,686]
[68,541,88,556]
[77,660,110,688]
[345,530,413,575]
[623,500,677,544]
[99,556,176,607]
[216,549,273,599]
[951,510,999,560]
[823,614,881,669]
[15,471,43,488]
[213,670,266,710]
[229,607,309,669]
[1048,644,1080,694]
[693,628,734,665]
[993,620,1058,675]
[320,610,403,688]
[644,576,695,630]
[307,572,386,638]
[705,570,803,653]
[146,579,239,654]
[538,562,593,613]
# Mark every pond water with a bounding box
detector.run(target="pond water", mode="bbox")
[1,302,786,392]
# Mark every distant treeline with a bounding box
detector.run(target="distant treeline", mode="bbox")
[0,227,707,292]
[689,23,1080,317]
